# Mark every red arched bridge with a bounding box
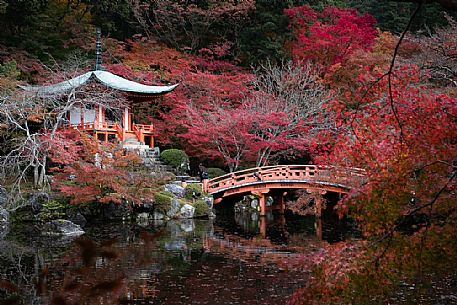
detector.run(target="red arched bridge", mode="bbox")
[204,165,366,216]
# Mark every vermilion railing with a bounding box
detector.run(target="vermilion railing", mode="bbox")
[133,123,154,132]
[206,165,366,194]
[112,122,124,141]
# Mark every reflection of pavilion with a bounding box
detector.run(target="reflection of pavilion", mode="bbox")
[19,29,178,150]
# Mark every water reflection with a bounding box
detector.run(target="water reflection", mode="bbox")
[0,212,355,305]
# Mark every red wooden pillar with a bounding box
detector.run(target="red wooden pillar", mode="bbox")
[259,194,266,217]
[150,136,154,148]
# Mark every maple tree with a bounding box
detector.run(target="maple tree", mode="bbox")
[50,131,170,205]
[285,5,377,73]
[246,61,331,166]
[288,20,457,302]
[180,61,331,170]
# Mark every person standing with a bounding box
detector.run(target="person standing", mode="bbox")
[199,163,209,192]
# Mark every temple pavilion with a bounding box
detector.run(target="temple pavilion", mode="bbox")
[19,29,178,151]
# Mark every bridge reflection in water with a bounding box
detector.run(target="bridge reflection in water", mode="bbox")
[204,210,356,273]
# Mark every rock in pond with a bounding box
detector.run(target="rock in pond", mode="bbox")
[42,220,84,236]
[166,199,181,218]
[164,184,185,198]
[67,211,87,227]
[179,204,195,219]
[203,196,214,209]
[29,192,50,214]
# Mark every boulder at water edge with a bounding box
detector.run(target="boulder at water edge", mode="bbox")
[167,199,181,218]
[164,184,185,198]
[179,204,195,219]
[42,219,85,236]
[29,192,50,214]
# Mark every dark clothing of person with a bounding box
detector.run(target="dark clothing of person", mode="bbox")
[199,164,208,181]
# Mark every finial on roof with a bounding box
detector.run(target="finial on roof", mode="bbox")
[95,27,102,71]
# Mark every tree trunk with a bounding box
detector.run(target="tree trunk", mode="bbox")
[38,154,47,188]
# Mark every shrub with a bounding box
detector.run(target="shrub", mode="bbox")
[154,191,173,213]
[184,183,203,200]
[160,149,189,169]
[207,167,227,179]
[193,199,209,217]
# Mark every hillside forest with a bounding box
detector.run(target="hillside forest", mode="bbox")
[0,0,456,303]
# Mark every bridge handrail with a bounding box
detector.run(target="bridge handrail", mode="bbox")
[209,165,314,183]
[207,165,366,194]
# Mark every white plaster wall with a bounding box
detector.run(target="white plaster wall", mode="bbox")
[69,107,81,125]
[84,108,96,123]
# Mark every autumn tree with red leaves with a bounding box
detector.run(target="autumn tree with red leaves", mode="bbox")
[49,131,170,205]
[285,5,377,73]
[287,10,457,303]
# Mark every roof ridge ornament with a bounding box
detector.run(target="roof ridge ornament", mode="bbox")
[95,27,103,71]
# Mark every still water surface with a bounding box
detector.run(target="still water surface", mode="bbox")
[0,211,353,305]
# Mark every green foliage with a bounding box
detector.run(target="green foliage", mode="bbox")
[38,200,67,221]
[347,0,456,33]
[0,1,7,14]
[193,199,209,217]
[238,0,290,65]
[154,191,173,213]
[0,60,19,78]
[207,167,226,179]
[184,183,203,200]
[160,149,189,168]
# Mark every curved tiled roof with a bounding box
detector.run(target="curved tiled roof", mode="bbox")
[18,70,178,95]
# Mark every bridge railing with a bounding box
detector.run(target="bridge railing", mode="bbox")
[206,165,366,194]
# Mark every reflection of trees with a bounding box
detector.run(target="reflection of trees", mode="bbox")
[0,239,46,305]
[0,219,328,305]
[0,220,215,304]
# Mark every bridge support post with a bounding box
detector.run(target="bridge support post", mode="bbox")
[259,194,266,217]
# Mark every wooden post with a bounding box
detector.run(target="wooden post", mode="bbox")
[259,193,266,217]
[202,179,209,193]
[150,136,154,148]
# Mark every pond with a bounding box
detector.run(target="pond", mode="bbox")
[0,210,357,305]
